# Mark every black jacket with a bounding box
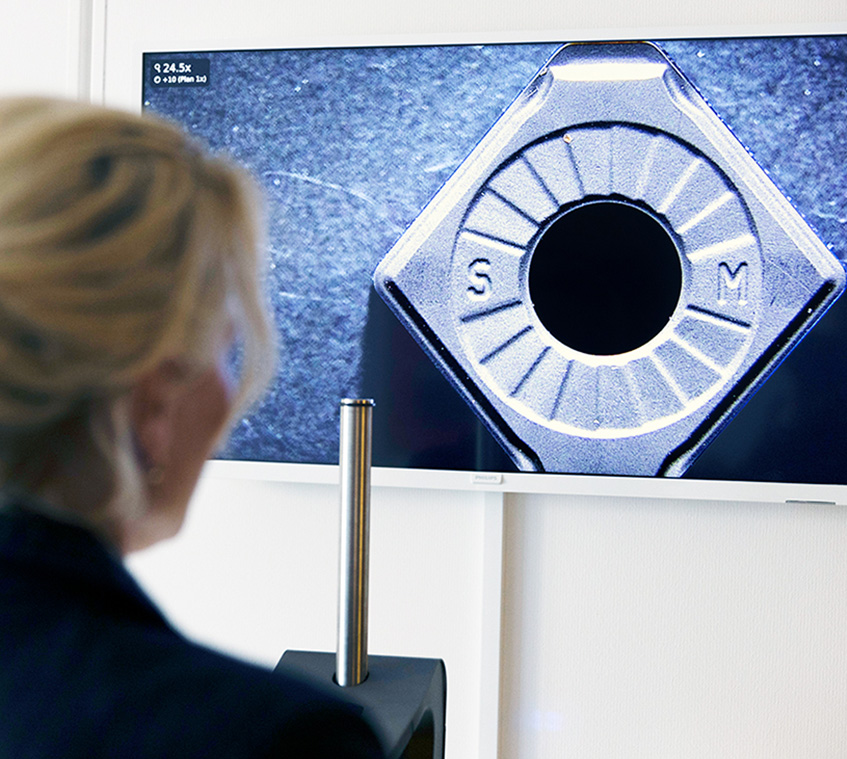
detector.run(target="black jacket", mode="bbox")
[0,503,384,758]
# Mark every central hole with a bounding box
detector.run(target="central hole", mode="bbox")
[528,200,682,356]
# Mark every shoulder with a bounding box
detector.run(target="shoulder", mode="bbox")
[0,506,384,758]
[3,600,384,758]
[99,634,385,758]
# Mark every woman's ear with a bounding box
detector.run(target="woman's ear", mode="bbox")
[129,360,188,473]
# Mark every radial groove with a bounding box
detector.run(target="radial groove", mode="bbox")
[480,325,533,364]
[511,346,550,396]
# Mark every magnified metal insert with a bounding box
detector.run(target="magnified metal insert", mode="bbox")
[374,41,845,476]
[454,123,762,440]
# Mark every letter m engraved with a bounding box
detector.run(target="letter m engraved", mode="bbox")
[718,261,748,305]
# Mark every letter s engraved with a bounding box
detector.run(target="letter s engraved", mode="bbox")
[467,258,492,302]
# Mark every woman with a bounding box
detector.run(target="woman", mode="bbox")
[0,97,383,757]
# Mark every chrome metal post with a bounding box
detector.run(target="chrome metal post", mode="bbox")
[336,398,373,687]
[279,395,445,755]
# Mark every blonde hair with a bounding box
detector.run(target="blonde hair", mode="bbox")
[0,97,273,525]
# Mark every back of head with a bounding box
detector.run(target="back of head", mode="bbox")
[0,97,273,532]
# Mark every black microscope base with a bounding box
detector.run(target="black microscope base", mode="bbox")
[276,650,446,759]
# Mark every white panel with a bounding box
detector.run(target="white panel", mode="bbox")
[499,493,847,758]
[1,0,80,97]
[101,0,847,109]
[128,473,490,758]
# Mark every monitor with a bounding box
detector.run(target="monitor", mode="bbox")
[139,34,847,501]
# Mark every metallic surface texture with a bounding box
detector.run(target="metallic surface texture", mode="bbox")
[373,42,845,476]
[337,399,373,687]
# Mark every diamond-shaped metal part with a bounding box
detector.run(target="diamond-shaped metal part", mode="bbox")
[373,41,845,476]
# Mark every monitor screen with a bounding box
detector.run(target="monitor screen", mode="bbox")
[143,36,847,485]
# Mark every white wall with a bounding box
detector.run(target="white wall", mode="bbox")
[499,494,847,756]
[0,0,80,97]
[5,0,847,757]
